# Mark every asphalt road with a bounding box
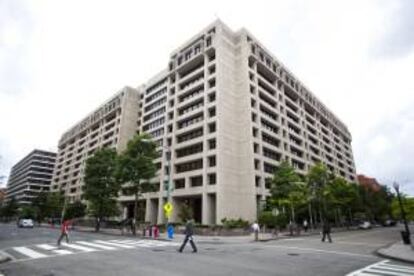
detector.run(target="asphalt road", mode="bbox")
[0,223,413,276]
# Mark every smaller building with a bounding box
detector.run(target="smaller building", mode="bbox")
[357,174,381,192]
[5,150,56,205]
[0,188,6,206]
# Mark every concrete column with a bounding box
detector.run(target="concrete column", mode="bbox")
[170,196,179,223]
[122,205,128,219]
[157,197,165,225]
[145,198,158,224]
[202,192,211,225]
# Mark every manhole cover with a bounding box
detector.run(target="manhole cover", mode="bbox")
[152,249,165,252]
[287,253,299,256]
[205,248,216,251]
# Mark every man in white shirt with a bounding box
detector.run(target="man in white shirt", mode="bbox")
[252,222,260,241]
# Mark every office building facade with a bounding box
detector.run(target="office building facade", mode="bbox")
[52,20,356,225]
[51,87,139,202]
[6,150,56,205]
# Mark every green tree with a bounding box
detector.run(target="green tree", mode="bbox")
[178,201,194,223]
[19,205,37,219]
[32,191,50,224]
[392,196,414,221]
[1,197,19,221]
[270,161,306,223]
[117,133,158,235]
[65,201,87,220]
[306,163,330,223]
[45,192,64,219]
[83,148,121,232]
[323,177,357,226]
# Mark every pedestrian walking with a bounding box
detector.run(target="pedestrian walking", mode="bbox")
[252,221,260,241]
[178,219,197,253]
[321,220,332,243]
[57,219,71,246]
[303,219,309,232]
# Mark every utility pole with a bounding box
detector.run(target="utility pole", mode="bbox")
[393,182,411,244]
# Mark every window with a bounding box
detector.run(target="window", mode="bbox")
[206,37,212,47]
[208,79,216,89]
[208,156,216,167]
[208,122,216,133]
[255,176,261,187]
[254,159,260,170]
[209,92,216,102]
[190,176,203,187]
[208,139,216,150]
[208,173,216,185]
[208,107,216,118]
[176,159,203,173]
[175,179,185,189]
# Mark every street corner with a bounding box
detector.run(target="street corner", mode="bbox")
[0,251,11,264]
[377,242,414,264]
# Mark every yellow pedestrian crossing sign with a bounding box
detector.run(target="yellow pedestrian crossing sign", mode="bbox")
[163,202,173,218]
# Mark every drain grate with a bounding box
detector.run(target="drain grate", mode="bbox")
[287,253,299,256]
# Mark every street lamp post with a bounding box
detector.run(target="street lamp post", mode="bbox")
[163,146,172,219]
[393,182,411,245]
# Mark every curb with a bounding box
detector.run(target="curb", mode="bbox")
[376,243,414,265]
[0,252,11,264]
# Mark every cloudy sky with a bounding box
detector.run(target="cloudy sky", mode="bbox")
[1,0,413,194]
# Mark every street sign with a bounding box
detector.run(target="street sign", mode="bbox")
[163,202,173,218]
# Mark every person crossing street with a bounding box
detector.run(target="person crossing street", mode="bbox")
[321,220,332,243]
[178,219,197,253]
[57,219,71,246]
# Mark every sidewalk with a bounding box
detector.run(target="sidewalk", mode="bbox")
[0,252,10,264]
[377,236,414,264]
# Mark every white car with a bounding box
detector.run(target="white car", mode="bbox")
[18,218,34,228]
[358,221,371,230]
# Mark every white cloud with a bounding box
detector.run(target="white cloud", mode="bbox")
[0,0,413,194]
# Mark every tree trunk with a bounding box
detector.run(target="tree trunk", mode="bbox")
[308,202,313,229]
[95,217,101,232]
[133,192,138,236]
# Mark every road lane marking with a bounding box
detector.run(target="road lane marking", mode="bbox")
[76,241,117,250]
[13,247,47,259]
[60,243,97,252]
[346,260,414,276]
[378,264,414,272]
[6,239,178,263]
[93,240,135,248]
[264,244,376,258]
[36,244,56,250]
[36,244,73,255]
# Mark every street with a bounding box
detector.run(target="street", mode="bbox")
[0,223,413,276]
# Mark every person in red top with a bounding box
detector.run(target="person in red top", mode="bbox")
[57,219,71,246]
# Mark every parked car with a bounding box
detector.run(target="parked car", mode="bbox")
[358,221,371,229]
[382,219,396,227]
[17,218,34,228]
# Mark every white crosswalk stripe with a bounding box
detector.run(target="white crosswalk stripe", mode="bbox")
[12,247,47,259]
[6,239,177,262]
[59,242,97,252]
[93,240,135,248]
[36,244,73,255]
[347,260,414,276]
[76,241,117,250]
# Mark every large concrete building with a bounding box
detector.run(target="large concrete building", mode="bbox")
[52,20,356,225]
[50,87,139,202]
[6,150,56,205]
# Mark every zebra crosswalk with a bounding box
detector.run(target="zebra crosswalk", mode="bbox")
[2,239,179,262]
[347,260,414,276]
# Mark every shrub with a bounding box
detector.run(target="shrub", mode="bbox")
[221,217,250,229]
[258,211,277,228]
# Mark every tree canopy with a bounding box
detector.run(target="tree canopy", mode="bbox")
[116,133,158,235]
[83,148,120,231]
